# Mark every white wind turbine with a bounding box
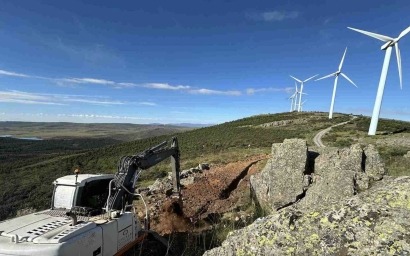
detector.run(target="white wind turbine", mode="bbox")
[316,47,357,119]
[300,100,307,112]
[348,26,410,135]
[289,92,297,112]
[288,82,298,111]
[293,82,300,111]
[290,74,318,112]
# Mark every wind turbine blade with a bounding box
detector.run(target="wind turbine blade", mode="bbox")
[338,47,347,71]
[340,73,357,87]
[290,75,302,83]
[347,27,393,42]
[398,26,410,41]
[303,74,319,82]
[315,73,336,81]
[395,43,402,89]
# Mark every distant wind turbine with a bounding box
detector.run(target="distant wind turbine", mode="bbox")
[290,74,318,112]
[289,93,297,112]
[288,82,298,112]
[348,25,410,135]
[300,100,307,112]
[316,47,357,119]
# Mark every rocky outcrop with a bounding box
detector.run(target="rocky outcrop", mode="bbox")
[364,144,385,181]
[250,140,385,213]
[250,139,307,210]
[257,119,308,128]
[204,176,410,256]
[298,144,363,209]
[204,140,398,255]
[145,163,211,194]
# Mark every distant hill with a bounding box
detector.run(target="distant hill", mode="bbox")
[1,112,409,221]
[0,121,192,141]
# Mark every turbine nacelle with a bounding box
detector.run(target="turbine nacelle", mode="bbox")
[289,74,317,112]
[381,41,395,50]
[348,25,410,89]
[348,25,410,135]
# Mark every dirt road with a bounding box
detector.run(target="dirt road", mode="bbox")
[313,116,357,147]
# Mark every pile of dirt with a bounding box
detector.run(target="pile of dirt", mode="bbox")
[134,155,267,235]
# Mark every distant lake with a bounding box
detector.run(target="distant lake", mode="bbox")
[0,135,43,141]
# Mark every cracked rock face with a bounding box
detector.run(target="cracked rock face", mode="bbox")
[364,144,385,181]
[250,140,386,213]
[250,139,307,211]
[204,176,410,256]
[298,144,363,210]
[207,140,400,255]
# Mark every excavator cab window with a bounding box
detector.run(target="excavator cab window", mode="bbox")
[75,178,112,215]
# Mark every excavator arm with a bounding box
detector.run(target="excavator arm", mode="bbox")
[106,137,181,212]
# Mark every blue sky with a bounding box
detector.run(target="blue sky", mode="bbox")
[0,0,410,124]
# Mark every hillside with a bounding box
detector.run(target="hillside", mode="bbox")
[0,121,191,141]
[1,112,410,222]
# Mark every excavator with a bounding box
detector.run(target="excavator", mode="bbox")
[0,137,182,256]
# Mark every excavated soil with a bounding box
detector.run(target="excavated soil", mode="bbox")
[135,155,268,235]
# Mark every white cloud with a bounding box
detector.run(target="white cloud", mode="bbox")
[139,102,157,106]
[0,90,126,106]
[65,98,124,105]
[116,82,137,88]
[0,69,30,78]
[57,78,116,85]
[143,83,191,90]
[189,88,242,96]
[0,69,242,96]
[262,11,299,21]
[250,11,299,22]
[246,87,294,95]
[0,90,64,105]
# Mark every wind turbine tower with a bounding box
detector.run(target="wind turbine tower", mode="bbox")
[293,82,299,111]
[300,100,307,112]
[316,47,357,119]
[289,93,296,112]
[290,74,318,112]
[348,26,410,135]
[289,82,298,112]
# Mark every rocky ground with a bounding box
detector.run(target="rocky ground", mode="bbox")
[205,176,410,256]
[205,139,410,255]
[133,138,410,255]
[133,154,268,235]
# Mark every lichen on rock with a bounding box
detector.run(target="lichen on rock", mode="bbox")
[205,177,410,256]
[205,139,410,255]
[250,139,307,211]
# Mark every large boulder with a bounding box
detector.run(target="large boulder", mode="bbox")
[298,144,364,209]
[251,140,385,213]
[250,139,307,211]
[204,176,410,256]
[364,144,385,181]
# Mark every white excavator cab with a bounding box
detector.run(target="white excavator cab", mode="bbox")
[0,174,141,256]
[52,174,113,215]
[0,137,181,256]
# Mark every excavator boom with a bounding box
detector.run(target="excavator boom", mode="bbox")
[106,137,181,211]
